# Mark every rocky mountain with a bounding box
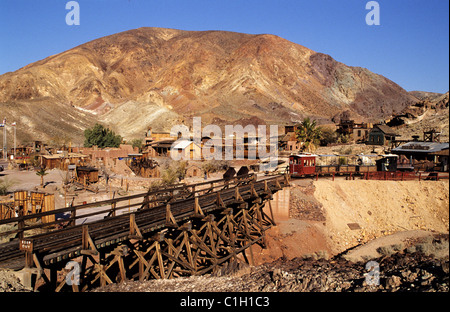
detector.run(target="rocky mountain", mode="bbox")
[388,91,449,141]
[0,27,418,144]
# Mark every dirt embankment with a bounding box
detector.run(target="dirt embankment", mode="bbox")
[254,179,449,264]
[314,180,449,255]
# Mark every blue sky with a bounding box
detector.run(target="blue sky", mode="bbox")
[0,0,448,93]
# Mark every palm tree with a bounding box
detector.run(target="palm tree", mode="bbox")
[35,168,48,187]
[295,118,322,152]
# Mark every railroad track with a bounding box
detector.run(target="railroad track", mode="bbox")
[0,175,289,274]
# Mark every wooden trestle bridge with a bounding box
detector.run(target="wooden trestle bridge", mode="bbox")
[0,174,289,291]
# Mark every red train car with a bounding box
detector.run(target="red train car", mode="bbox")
[289,154,407,178]
[289,154,317,177]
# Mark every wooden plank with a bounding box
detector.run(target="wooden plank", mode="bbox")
[194,196,205,216]
[155,242,165,279]
[129,213,143,239]
[80,225,98,256]
[165,204,178,227]
[43,194,55,224]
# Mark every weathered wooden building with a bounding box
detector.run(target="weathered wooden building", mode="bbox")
[186,164,203,178]
[76,166,99,184]
[171,140,202,160]
[336,120,372,143]
[392,141,449,171]
[40,153,88,170]
[367,124,399,146]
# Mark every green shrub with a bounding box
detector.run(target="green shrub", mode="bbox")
[84,123,122,148]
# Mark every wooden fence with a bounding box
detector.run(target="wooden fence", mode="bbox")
[363,171,449,181]
[0,191,55,224]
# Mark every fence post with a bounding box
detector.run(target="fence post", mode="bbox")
[18,208,24,240]
[70,203,76,227]
[419,172,421,181]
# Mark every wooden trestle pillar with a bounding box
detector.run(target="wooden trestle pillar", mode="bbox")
[28,179,279,292]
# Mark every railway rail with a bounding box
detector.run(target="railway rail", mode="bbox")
[0,174,289,291]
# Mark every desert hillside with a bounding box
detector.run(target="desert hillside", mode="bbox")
[0,27,418,144]
[389,91,449,141]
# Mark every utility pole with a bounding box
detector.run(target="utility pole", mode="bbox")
[12,122,16,159]
[1,117,6,161]
[0,121,2,159]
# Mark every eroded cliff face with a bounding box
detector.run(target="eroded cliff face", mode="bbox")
[0,27,417,142]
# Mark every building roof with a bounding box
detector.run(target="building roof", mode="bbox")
[172,140,200,150]
[150,139,176,148]
[280,132,296,142]
[76,166,98,172]
[41,153,87,159]
[372,124,398,136]
[290,154,319,158]
[392,142,449,154]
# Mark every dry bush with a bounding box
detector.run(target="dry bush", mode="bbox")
[0,178,16,195]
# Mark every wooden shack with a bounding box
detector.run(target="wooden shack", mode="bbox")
[76,166,99,184]
[186,165,203,178]
[368,125,398,146]
[40,153,88,170]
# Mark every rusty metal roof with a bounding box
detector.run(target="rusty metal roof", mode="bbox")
[392,142,449,153]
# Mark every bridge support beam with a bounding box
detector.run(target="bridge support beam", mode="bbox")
[52,194,274,291]
[15,175,286,292]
